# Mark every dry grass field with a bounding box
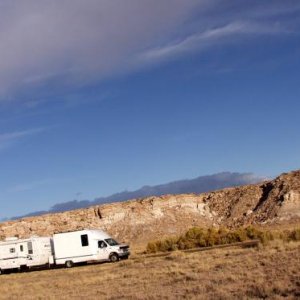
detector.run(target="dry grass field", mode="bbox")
[0,241,299,299]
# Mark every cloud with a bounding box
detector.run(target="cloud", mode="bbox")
[139,21,292,63]
[0,0,201,99]
[0,0,297,102]
[0,127,46,150]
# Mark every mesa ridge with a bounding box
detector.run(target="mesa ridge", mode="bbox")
[1,170,299,244]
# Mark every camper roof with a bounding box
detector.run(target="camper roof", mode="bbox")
[53,229,111,239]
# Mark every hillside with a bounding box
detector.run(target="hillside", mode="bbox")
[10,172,264,219]
[0,170,299,245]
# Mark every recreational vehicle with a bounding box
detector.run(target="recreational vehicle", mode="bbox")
[53,229,130,267]
[0,236,52,274]
[0,229,130,273]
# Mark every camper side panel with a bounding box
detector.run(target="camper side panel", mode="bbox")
[0,243,19,270]
[0,237,52,271]
[26,238,53,267]
[53,231,96,265]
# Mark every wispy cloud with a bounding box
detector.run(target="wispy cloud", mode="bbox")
[0,0,297,104]
[0,127,46,150]
[139,21,292,63]
[0,0,200,101]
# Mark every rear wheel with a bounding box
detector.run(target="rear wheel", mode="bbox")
[109,253,119,263]
[65,260,74,268]
[20,265,28,272]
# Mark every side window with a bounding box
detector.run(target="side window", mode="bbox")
[81,234,89,247]
[9,248,15,253]
[98,241,107,248]
[27,242,33,254]
[20,245,24,252]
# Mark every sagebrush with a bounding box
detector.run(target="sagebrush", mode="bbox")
[146,226,300,253]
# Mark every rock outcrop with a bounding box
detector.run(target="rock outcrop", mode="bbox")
[0,170,299,244]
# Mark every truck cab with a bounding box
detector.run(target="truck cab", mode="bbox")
[97,237,130,262]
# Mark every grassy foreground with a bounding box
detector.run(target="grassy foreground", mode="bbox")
[0,241,299,299]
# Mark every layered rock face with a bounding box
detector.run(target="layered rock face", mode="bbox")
[0,170,299,244]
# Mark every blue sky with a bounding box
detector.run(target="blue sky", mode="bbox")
[0,0,299,218]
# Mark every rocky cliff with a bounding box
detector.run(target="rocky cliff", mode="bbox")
[0,170,299,244]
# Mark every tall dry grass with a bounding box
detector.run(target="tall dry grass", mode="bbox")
[0,240,299,299]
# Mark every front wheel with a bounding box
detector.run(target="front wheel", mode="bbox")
[109,253,119,263]
[65,260,74,268]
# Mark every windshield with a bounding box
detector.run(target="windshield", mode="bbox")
[105,238,119,246]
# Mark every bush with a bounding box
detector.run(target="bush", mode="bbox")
[146,241,158,253]
[146,237,179,253]
[288,229,300,241]
[145,226,300,253]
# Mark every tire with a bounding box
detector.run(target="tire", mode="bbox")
[20,265,28,272]
[109,253,119,263]
[65,260,74,268]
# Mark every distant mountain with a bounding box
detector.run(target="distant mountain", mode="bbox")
[9,172,266,220]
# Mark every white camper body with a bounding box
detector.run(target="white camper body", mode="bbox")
[0,237,52,273]
[53,229,130,267]
[0,229,130,272]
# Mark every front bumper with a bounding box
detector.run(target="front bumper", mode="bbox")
[118,251,130,258]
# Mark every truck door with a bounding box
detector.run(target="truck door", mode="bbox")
[97,240,109,259]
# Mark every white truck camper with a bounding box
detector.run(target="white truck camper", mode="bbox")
[0,229,130,273]
[0,236,52,274]
[53,229,130,267]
